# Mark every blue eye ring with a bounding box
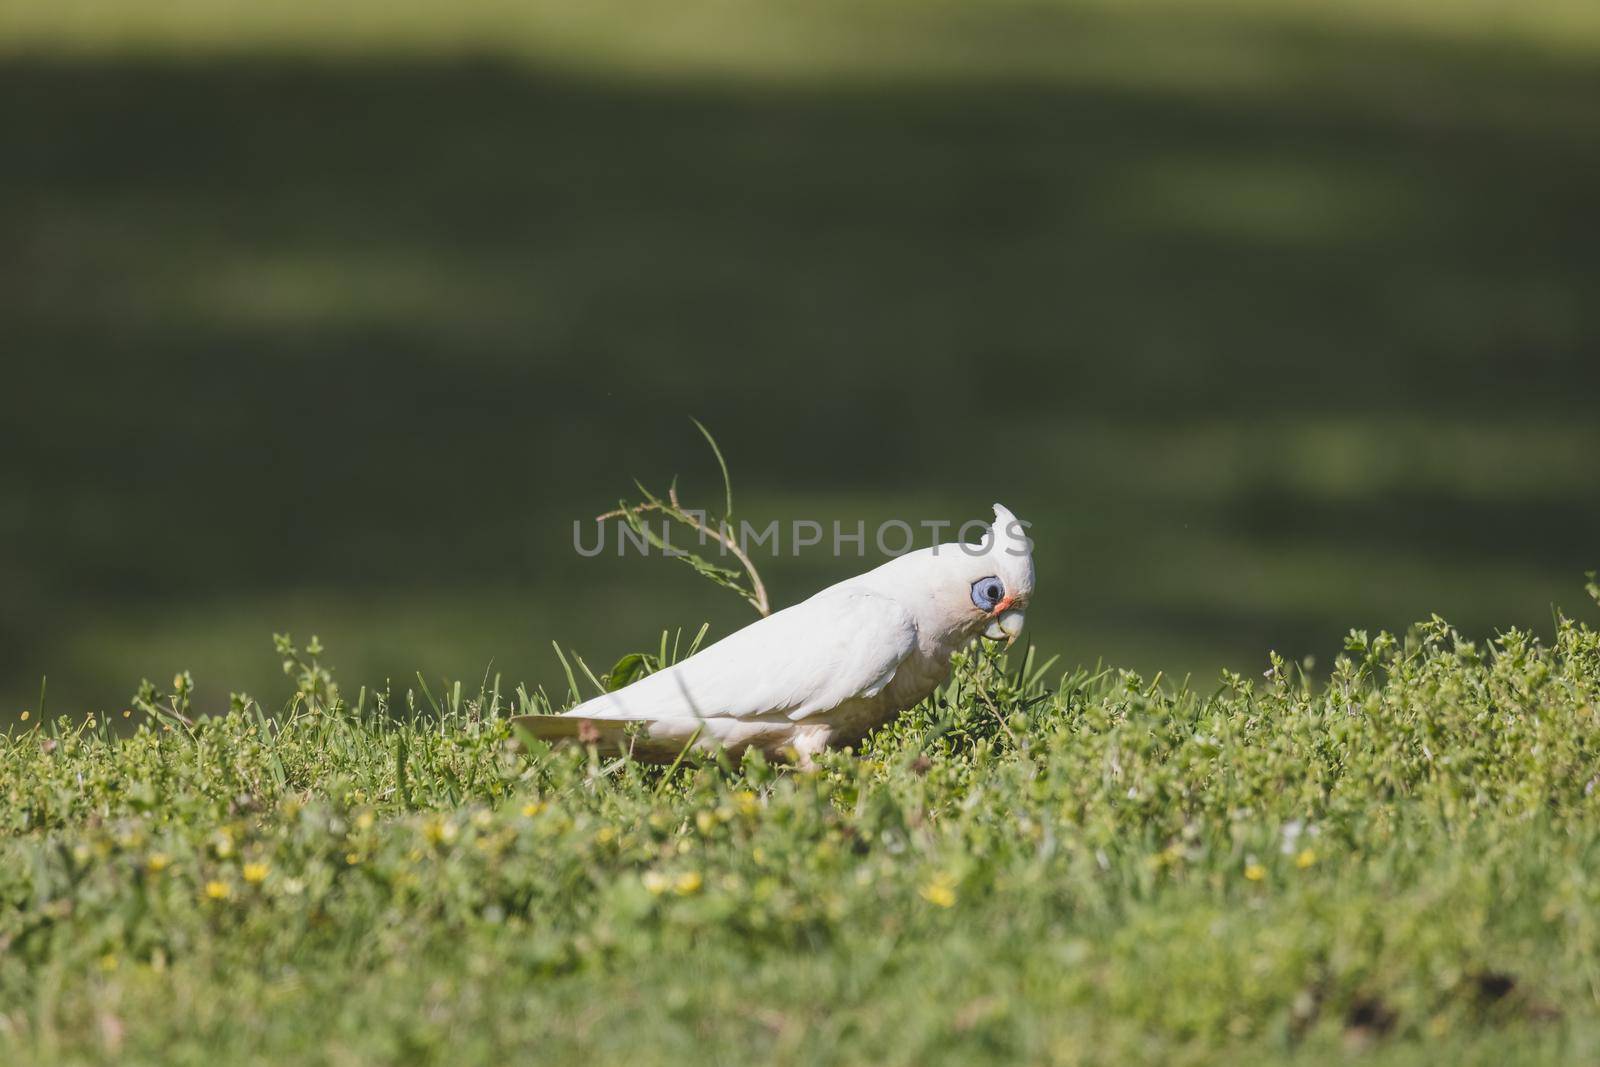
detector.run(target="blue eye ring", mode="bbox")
[971,576,1005,611]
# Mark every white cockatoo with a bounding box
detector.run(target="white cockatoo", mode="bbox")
[512,504,1034,765]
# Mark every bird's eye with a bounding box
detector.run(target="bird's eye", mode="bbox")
[971,577,1005,611]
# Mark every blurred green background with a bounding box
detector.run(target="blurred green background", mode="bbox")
[5,0,1598,716]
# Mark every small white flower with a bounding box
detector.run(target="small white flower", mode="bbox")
[1280,820,1319,855]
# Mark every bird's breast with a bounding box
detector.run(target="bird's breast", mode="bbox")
[821,645,962,747]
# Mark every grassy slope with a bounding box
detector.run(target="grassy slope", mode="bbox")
[7,0,1600,71]
[2,600,1598,1065]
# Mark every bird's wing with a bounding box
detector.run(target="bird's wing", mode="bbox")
[563,590,919,724]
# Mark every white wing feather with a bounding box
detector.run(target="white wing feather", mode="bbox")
[563,590,918,724]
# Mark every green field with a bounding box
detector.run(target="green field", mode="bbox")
[5,0,1600,716]
[3,596,1599,1064]
[5,5,1599,1057]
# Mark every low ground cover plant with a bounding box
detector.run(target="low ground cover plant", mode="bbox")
[2,586,1598,1064]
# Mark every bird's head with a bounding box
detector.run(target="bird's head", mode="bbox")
[962,503,1035,646]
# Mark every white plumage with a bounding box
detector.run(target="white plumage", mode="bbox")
[512,504,1035,764]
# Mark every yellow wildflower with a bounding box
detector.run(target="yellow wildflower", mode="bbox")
[1150,844,1184,869]
[146,852,171,874]
[674,871,703,896]
[919,875,958,908]
[354,810,375,832]
[1244,863,1267,882]
[642,870,671,896]
[19,711,28,721]
[242,862,270,884]
[204,880,231,901]
[594,826,618,846]
[1295,848,1318,869]
[733,791,759,817]
[520,800,546,818]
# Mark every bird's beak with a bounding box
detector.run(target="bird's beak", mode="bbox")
[984,608,1026,645]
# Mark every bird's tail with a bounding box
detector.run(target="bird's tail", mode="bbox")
[508,715,676,761]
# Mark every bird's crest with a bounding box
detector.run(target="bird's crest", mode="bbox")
[987,503,1031,559]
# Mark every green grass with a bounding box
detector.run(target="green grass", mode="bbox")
[4,592,1599,1065]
